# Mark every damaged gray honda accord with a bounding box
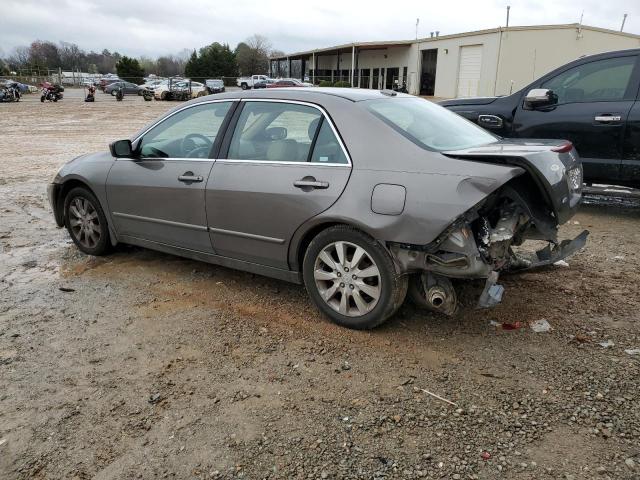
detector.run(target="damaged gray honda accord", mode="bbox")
[48,88,588,329]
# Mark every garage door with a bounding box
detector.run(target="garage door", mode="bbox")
[457,45,483,97]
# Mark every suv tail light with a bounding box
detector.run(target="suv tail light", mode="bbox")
[552,142,573,153]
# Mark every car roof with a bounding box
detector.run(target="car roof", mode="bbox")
[190,87,413,104]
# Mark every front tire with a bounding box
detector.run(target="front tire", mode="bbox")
[241,83,248,90]
[303,226,407,329]
[64,187,111,256]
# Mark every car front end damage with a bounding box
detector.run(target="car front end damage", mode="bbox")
[389,140,589,315]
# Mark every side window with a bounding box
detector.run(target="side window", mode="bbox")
[541,56,636,104]
[138,102,232,159]
[228,102,322,162]
[310,120,348,164]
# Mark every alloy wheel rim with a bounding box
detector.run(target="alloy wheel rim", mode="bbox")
[69,197,101,249]
[313,241,381,317]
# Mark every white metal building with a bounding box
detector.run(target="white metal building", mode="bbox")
[270,24,640,98]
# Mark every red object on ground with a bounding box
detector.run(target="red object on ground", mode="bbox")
[501,322,522,330]
[481,451,491,460]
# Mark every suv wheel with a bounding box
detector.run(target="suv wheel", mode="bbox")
[303,226,407,329]
[64,187,111,256]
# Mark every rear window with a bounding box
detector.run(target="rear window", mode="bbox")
[365,97,497,151]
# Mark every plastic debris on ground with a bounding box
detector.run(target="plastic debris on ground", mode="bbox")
[553,260,569,267]
[530,319,552,333]
[489,320,523,330]
[599,339,615,348]
[624,348,640,355]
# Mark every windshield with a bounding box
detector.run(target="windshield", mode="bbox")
[365,98,497,151]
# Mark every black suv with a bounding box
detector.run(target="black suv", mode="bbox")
[440,49,640,188]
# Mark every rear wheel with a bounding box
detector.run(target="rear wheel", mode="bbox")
[64,187,111,256]
[303,226,407,329]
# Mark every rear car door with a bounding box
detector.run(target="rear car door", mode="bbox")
[106,100,234,252]
[513,54,640,184]
[206,100,351,269]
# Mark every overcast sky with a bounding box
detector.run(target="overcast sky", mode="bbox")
[1,0,639,58]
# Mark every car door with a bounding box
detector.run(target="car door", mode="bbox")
[206,100,351,269]
[126,82,138,94]
[106,100,235,252]
[512,54,640,184]
[621,84,640,187]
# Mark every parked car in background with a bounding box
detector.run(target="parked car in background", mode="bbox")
[1,79,30,93]
[253,79,276,89]
[48,88,586,330]
[266,79,309,88]
[440,48,640,188]
[105,81,143,96]
[188,81,207,97]
[205,79,225,94]
[141,79,165,91]
[237,75,269,90]
[154,80,206,100]
[99,78,121,92]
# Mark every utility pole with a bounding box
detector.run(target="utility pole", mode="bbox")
[621,13,627,32]
[506,6,510,27]
[415,18,420,39]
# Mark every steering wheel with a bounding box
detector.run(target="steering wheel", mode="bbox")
[181,133,212,158]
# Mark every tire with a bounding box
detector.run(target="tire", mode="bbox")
[138,90,142,96]
[241,83,248,90]
[40,95,45,102]
[53,97,58,102]
[63,187,111,256]
[161,91,168,100]
[111,90,116,96]
[302,225,407,329]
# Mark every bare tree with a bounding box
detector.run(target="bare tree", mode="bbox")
[235,35,273,76]
[8,46,30,69]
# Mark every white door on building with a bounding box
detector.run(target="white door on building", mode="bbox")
[457,45,482,97]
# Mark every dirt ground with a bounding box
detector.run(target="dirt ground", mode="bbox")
[1,89,639,480]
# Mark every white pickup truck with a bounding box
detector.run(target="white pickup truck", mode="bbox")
[236,75,269,90]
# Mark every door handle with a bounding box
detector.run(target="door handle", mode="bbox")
[178,173,203,183]
[293,179,329,189]
[594,115,621,122]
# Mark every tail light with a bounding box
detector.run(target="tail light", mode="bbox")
[552,142,573,153]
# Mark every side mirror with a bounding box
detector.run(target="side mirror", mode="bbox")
[265,127,287,141]
[523,88,557,109]
[109,139,133,158]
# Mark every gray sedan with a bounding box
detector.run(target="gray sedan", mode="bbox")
[48,88,587,329]
[104,81,142,96]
